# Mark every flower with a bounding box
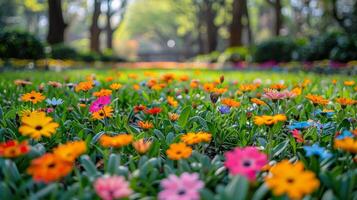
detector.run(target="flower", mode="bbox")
[53,141,87,162]
[166,143,192,160]
[94,175,132,200]
[281,90,297,99]
[239,84,259,92]
[92,106,113,120]
[90,96,111,113]
[288,121,312,130]
[14,79,32,86]
[262,89,286,100]
[46,98,63,106]
[27,153,73,183]
[168,113,180,121]
[47,81,62,88]
[167,96,178,107]
[265,160,320,199]
[75,81,93,92]
[224,146,268,181]
[251,98,266,106]
[21,91,46,104]
[253,114,287,126]
[0,140,30,158]
[137,121,154,130]
[335,97,356,107]
[181,132,212,145]
[19,111,59,139]
[133,84,140,90]
[305,94,329,105]
[221,98,240,107]
[336,130,354,140]
[291,129,304,143]
[145,107,162,115]
[93,89,112,97]
[334,137,357,153]
[99,134,133,148]
[158,172,204,200]
[344,80,355,86]
[291,87,302,96]
[218,106,230,114]
[203,83,215,92]
[134,105,146,113]
[132,139,152,154]
[270,83,286,90]
[110,83,122,90]
[303,143,332,160]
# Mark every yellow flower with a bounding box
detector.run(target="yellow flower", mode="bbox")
[132,139,152,154]
[167,96,178,107]
[166,143,192,160]
[334,137,357,153]
[110,83,122,90]
[92,106,113,120]
[99,134,133,148]
[181,132,212,145]
[221,98,240,107]
[265,160,320,200]
[93,89,112,97]
[19,111,59,139]
[53,141,86,162]
[291,87,302,96]
[21,91,45,104]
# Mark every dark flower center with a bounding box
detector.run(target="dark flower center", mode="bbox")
[48,163,56,168]
[177,189,186,195]
[176,150,182,155]
[30,96,36,100]
[243,160,252,167]
[286,178,294,183]
[99,112,104,116]
[35,125,43,131]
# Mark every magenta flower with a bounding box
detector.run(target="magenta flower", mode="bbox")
[224,146,268,181]
[90,96,111,113]
[262,88,286,100]
[94,175,132,200]
[158,172,204,200]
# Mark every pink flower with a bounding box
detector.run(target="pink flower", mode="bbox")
[291,129,304,143]
[90,96,111,113]
[46,108,54,113]
[159,173,204,200]
[224,146,268,181]
[281,90,297,99]
[262,88,286,100]
[94,175,132,200]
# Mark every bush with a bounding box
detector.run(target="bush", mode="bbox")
[253,37,297,62]
[0,29,45,59]
[50,44,79,60]
[218,46,250,63]
[329,34,357,62]
[194,51,220,63]
[78,51,100,62]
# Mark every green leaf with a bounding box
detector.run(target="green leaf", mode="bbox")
[29,183,58,200]
[178,106,191,128]
[80,155,99,179]
[106,154,120,175]
[223,176,249,200]
[252,184,269,200]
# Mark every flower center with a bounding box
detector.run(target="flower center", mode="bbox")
[48,163,56,168]
[35,125,43,131]
[286,178,294,183]
[30,96,36,100]
[176,150,182,155]
[177,189,186,195]
[99,112,104,116]
[243,160,252,167]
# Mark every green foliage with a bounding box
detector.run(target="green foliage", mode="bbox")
[0,29,45,59]
[50,44,79,60]
[330,34,357,62]
[218,46,251,63]
[253,37,297,62]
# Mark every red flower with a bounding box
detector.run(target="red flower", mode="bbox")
[291,129,304,143]
[134,105,147,113]
[0,140,30,158]
[145,107,162,115]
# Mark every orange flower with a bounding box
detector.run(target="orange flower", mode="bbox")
[105,76,113,82]
[92,106,113,120]
[27,153,73,183]
[132,139,152,154]
[334,137,357,153]
[134,105,146,113]
[99,134,133,148]
[179,75,189,81]
[75,81,93,92]
[270,83,286,90]
[110,83,122,90]
[212,87,228,94]
[203,83,215,92]
[221,98,240,107]
[305,94,329,106]
[251,98,266,106]
[239,84,259,92]
[21,91,45,104]
[133,84,140,90]
[137,121,154,130]
[335,97,356,107]
[181,132,212,145]
[128,74,138,79]
[344,80,355,86]
[254,114,287,126]
[0,140,30,158]
[168,112,180,121]
[161,73,175,82]
[332,79,337,85]
[53,141,86,162]
[291,87,302,96]
[190,80,199,88]
[93,89,112,97]
[167,96,178,107]
[166,143,192,160]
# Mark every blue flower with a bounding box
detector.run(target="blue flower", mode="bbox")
[303,143,332,160]
[336,130,354,140]
[288,121,311,130]
[218,106,230,114]
[46,98,64,106]
[313,109,334,117]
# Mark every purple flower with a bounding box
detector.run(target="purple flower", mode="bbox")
[90,96,111,113]
[219,106,230,114]
[159,173,204,200]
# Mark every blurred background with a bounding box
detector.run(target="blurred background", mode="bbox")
[0,0,357,64]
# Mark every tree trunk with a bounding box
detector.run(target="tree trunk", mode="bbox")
[90,0,101,53]
[106,0,113,49]
[229,0,245,47]
[47,0,66,44]
[274,0,282,36]
[205,2,218,53]
[243,0,253,44]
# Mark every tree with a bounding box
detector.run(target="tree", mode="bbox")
[229,0,245,47]
[47,0,67,44]
[105,0,128,49]
[266,0,282,36]
[90,0,102,52]
[332,0,357,34]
